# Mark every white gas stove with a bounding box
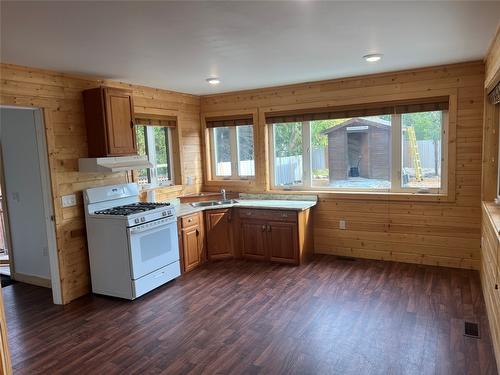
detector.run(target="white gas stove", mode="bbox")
[83,183,180,300]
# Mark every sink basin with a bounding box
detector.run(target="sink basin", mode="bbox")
[190,199,238,207]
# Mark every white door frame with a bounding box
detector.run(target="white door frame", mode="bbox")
[0,105,62,305]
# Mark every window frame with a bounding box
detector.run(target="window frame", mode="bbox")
[496,108,500,203]
[135,124,175,188]
[209,125,255,180]
[268,111,448,194]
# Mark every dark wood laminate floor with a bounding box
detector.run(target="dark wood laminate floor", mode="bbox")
[4,256,498,375]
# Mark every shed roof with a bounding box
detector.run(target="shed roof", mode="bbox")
[321,117,391,135]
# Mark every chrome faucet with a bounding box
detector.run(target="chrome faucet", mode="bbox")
[221,188,226,201]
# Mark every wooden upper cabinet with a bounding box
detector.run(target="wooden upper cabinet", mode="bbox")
[82,87,137,157]
[205,209,233,260]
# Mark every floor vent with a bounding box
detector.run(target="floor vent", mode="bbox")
[336,256,357,261]
[464,321,480,338]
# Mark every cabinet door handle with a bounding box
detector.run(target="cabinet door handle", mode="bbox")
[267,225,272,232]
[261,225,266,232]
[196,229,199,236]
[188,218,192,223]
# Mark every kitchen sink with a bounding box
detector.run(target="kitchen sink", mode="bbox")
[190,199,238,208]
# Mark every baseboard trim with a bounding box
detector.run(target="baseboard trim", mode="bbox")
[13,272,51,288]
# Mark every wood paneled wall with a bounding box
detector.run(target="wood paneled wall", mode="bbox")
[0,63,202,304]
[481,26,500,371]
[0,286,11,375]
[482,204,500,371]
[201,61,485,270]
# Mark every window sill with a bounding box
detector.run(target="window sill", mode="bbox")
[483,201,500,236]
[205,179,256,186]
[269,189,452,202]
[139,184,183,194]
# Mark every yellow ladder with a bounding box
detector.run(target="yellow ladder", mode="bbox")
[407,127,423,182]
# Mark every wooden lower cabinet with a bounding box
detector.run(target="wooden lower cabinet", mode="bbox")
[268,222,298,264]
[241,220,299,264]
[180,207,313,269]
[178,212,205,273]
[241,221,268,261]
[205,209,233,260]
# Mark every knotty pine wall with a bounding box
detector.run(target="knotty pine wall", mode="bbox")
[201,61,485,270]
[481,26,500,371]
[0,63,202,303]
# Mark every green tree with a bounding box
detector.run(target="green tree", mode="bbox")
[274,122,303,157]
[402,111,441,141]
[310,119,345,149]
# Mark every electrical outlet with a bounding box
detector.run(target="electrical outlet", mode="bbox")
[61,194,77,208]
[339,220,346,230]
[186,176,194,186]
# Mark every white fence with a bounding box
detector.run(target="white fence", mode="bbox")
[403,140,441,171]
[274,155,303,186]
[312,148,327,170]
[215,160,255,177]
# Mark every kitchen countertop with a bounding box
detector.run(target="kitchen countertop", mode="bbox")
[173,195,317,218]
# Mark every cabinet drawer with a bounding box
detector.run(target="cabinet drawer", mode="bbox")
[238,208,297,222]
[181,213,200,228]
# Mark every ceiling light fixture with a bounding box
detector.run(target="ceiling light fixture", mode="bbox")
[363,54,383,62]
[206,77,220,85]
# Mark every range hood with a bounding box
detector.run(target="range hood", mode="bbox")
[79,155,153,173]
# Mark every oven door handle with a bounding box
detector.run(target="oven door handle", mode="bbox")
[128,220,176,236]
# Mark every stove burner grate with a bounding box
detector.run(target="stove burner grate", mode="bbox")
[94,202,170,216]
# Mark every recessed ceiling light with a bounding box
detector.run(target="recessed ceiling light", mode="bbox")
[206,77,220,85]
[363,54,383,62]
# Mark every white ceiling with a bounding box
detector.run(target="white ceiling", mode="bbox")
[1,1,499,95]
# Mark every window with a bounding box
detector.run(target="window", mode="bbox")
[207,115,255,180]
[273,122,304,186]
[400,111,443,190]
[135,124,174,187]
[268,100,448,193]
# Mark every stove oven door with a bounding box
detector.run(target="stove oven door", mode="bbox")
[127,220,179,280]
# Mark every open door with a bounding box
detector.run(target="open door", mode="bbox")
[0,107,62,304]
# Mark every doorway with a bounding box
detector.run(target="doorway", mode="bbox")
[0,184,11,285]
[0,107,62,304]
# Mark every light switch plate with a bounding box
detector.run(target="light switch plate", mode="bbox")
[339,220,346,230]
[61,194,77,208]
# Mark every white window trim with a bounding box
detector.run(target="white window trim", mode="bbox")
[139,126,175,188]
[210,126,255,181]
[269,112,448,194]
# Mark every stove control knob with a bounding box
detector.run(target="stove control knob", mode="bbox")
[162,211,167,217]
[140,217,146,223]
[134,218,140,224]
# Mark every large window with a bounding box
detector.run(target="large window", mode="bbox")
[268,102,447,193]
[207,115,255,180]
[135,124,174,187]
